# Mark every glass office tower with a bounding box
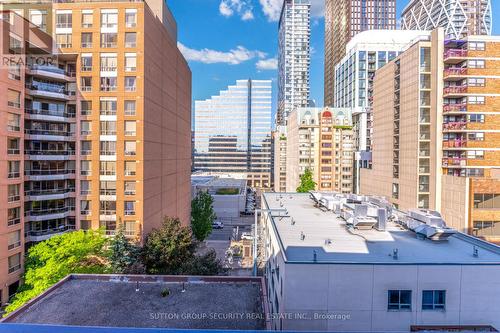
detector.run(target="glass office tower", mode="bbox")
[193,80,272,188]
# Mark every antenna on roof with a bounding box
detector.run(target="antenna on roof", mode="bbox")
[300,231,305,241]
[291,218,295,225]
[393,248,399,260]
[313,250,317,262]
[473,246,479,258]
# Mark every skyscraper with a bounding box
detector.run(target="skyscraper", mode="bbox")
[277,0,311,126]
[401,0,493,39]
[324,0,396,107]
[193,80,272,189]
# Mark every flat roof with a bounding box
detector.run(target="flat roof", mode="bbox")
[3,275,268,330]
[191,175,247,190]
[262,193,500,265]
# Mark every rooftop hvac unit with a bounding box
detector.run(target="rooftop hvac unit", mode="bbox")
[414,224,456,241]
[353,216,378,230]
[409,209,445,228]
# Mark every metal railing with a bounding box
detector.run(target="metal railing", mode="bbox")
[25,108,75,118]
[25,169,75,176]
[25,188,75,196]
[26,225,75,238]
[25,149,75,156]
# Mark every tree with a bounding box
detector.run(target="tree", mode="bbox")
[5,230,109,315]
[109,222,142,274]
[296,168,316,193]
[181,249,227,276]
[191,191,217,241]
[142,217,197,275]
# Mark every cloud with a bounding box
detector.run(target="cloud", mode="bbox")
[219,0,254,21]
[259,0,324,22]
[178,43,266,65]
[256,58,278,70]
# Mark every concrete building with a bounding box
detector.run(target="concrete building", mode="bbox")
[401,0,493,39]
[360,28,500,243]
[286,107,354,193]
[191,174,247,218]
[277,0,310,126]
[0,0,191,305]
[261,192,500,331]
[334,30,432,193]
[273,126,288,192]
[324,0,396,107]
[193,79,272,189]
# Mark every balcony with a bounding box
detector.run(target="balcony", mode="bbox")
[444,49,467,63]
[444,103,467,114]
[443,140,467,148]
[27,65,75,82]
[25,149,76,160]
[25,129,75,140]
[443,121,467,131]
[443,85,467,96]
[25,108,75,120]
[24,187,75,200]
[25,225,75,243]
[25,206,74,222]
[442,157,467,167]
[25,168,76,181]
[25,83,71,100]
[100,189,117,196]
[419,184,430,193]
[124,210,135,216]
[444,67,467,79]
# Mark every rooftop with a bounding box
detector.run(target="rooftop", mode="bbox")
[191,174,247,192]
[3,275,268,331]
[262,193,500,265]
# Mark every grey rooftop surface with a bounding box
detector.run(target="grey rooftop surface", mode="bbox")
[4,275,267,330]
[262,193,500,265]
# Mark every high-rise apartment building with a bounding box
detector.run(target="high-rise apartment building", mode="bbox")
[401,0,493,39]
[0,0,191,304]
[272,126,287,192]
[277,0,310,126]
[334,30,431,193]
[360,28,500,243]
[324,0,396,107]
[286,107,354,193]
[193,80,272,189]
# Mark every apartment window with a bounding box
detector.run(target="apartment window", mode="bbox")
[468,78,485,87]
[468,114,485,123]
[81,77,92,92]
[7,113,20,131]
[7,138,20,155]
[8,253,21,273]
[100,99,117,115]
[468,96,485,105]
[468,59,485,69]
[100,121,117,135]
[124,181,136,195]
[81,54,92,71]
[101,11,118,29]
[124,100,136,116]
[81,121,91,135]
[100,181,116,195]
[100,77,117,91]
[124,161,136,176]
[100,33,117,48]
[388,290,411,311]
[7,184,20,202]
[8,230,21,250]
[8,161,20,179]
[100,54,117,72]
[100,201,117,216]
[125,9,137,28]
[56,12,72,28]
[80,200,91,215]
[80,180,91,195]
[125,53,136,72]
[468,132,484,141]
[125,77,136,92]
[81,160,91,176]
[421,290,446,311]
[81,100,92,116]
[9,34,22,53]
[124,201,135,215]
[100,161,116,176]
[8,63,21,80]
[7,207,21,226]
[392,183,399,199]
[100,141,116,155]
[7,89,21,108]
[81,10,93,28]
[469,42,485,51]
[81,220,91,230]
[30,9,47,31]
[125,141,136,156]
[474,221,500,236]
[81,140,92,155]
[125,32,136,48]
[125,221,136,236]
[124,121,136,136]
[81,33,92,48]
[474,194,500,209]
[56,34,72,48]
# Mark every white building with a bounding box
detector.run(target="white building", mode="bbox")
[401,0,492,39]
[261,192,500,332]
[277,0,311,126]
[334,30,431,193]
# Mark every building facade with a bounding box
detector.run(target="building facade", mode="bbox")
[272,126,287,192]
[193,80,272,189]
[0,0,191,305]
[334,30,431,193]
[360,28,500,243]
[277,0,310,126]
[401,0,493,39]
[286,107,354,193]
[324,0,396,107]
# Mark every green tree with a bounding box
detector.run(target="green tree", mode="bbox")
[191,191,217,241]
[109,223,142,274]
[142,217,197,274]
[296,168,316,193]
[181,249,227,276]
[5,230,109,315]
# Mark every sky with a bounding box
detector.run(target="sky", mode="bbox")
[168,0,499,121]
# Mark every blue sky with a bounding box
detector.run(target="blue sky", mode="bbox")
[168,0,498,119]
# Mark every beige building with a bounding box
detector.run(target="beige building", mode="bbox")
[361,28,500,243]
[0,0,191,305]
[273,126,287,192]
[286,107,354,193]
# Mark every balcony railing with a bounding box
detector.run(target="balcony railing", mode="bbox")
[8,218,21,226]
[124,151,136,156]
[443,121,467,131]
[8,172,20,178]
[100,210,117,216]
[443,157,467,167]
[25,129,74,137]
[25,149,76,156]
[26,225,75,238]
[444,86,467,94]
[443,103,467,113]
[25,108,75,118]
[100,151,116,156]
[8,148,20,155]
[8,264,21,274]
[25,188,75,196]
[419,184,430,192]
[124,210,135,216]
[100,189,117,196]
[29,64,70,77]
[443,140,467,148]
[444,49,467,59]
[100,110,116,115]
[25,169,75,176]
[8,195,20,202]
[26,83,69,96]
[444,67,467,76]
[25,206,73,217]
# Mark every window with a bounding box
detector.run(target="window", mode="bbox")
[124,201,135,215]
[81,220,91,230]
[81,10,93,28]
[125,76,136,91]
[388,290,411,311]
[8,253,21,273]
[7,113,20,131]
[124,161,136,176]
[467,150,484,159]
[8,63,21,80]
[56,33,72,48]
[81,160,91,176]
[100,121,117,135]
[81,54,92,71]
[100,181,116,195]
[81,33,92,48]
[124,181,136,195]
[125,9,137,28]
[468,96,485,105]
[124,100,136,116]
[474,194,500,209]
[80,180,91,195]
[469,42,485,51]
[81,77,92,92]
[81,121,91,135]
[100,33,117,48]
[8,207,21,226]
[124,121,136,136]
[8,138,20,154]
[125,221,136,236]
[100,54,117,71]
[468,132,484,141]
[125,32,136,48]
[100,161,116,176]
[8,161,20,178]
[468,114,485,123]
[100,77,117,91]
[100,141,116,155]
[100,200,116,215]
[422,290,446,310]
[9,34,22,53]
[474,221,500,236]
[7,89,20,108]
[100,98,117,115]
[30,9,47,30]
[81,100,92,116]
[468,59,485,69]
[392,183,399,199]
[101,11,118,28]
[8,230,21,250]
[125,141,136,155]
[81,200,91,215]
[56,12,72,28]
[468,78,485,87]
[125,53,136,72]
[81,140,92,155]
[7,184,20,202]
